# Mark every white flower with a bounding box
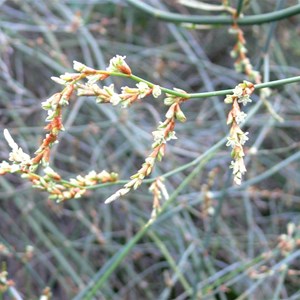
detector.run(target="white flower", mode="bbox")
[73,61,87,72]
[166,131,177,141]
[226,136,237,148]
[152,85,161,98]
[234,173,242,185]
[235,111,247,124]
[103,84,122,105]
[41,99,53,110]
[230,160,239,175]
[110,93,121,105]
[145,157,155,165]
[0,161,10,170]
[136,82,151,98]
[46,109,56,121]
[224,94,234,104]
[230,158,247,185]
[87,75,102,85]
[60,73,79,81]
[238,95,252,106]
[44,166,61,180]
[106,55,127,72]
[232,86,243,97]
[230,50,237,58]
[152,130,165,143]
[3,129,31,166]
[238,131,249,145]
[103,84,115,96]
[0,161,20,174]
[51,76,67,85]
[230,166,242,185]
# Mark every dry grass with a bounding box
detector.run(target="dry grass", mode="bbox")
[0,0,300,299]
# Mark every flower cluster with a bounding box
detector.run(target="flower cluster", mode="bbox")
[0,55,184,204]
[225,81,254,185]
[229,25,261,84]
[149,177,169,219]
[0,129,32,175]
[35,84,75,166]
[106,55,132,75]
[105,92,187,204]
[1,56,132,201]
[0,270,14,294]
[77,81,161,108]
[22,167,118,202]
[277,223,300,256]
[116,82,161,107]
[201,168,218,217]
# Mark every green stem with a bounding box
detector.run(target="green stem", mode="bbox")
[149,231,192,294]
[236,0,245,18]
[202,249,279,293]
[110,71,300,99]
[189,75,300,99]
[126,1,300,26]
[74,152,215,299]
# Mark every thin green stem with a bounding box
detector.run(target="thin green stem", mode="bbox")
[74,152,215,299]
[185,75,300,99]
[103,71,300,100]
[148,231,192,295]
[126,1,300,26]
[202,250,279,293]
[236,0,245,18]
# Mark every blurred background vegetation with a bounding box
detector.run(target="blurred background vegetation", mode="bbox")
[0,0,300,299]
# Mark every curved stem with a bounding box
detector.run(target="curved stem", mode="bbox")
[126,1,300,26]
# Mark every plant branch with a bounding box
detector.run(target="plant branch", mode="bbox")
[111,72,300,100]
[75,151,215,299]
[126,1,300,26]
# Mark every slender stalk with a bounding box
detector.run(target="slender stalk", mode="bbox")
[236,0,245,18]
[126,1,300,26]
[107,72,300,100]
[149,231,192,294]
[74,152,215,299]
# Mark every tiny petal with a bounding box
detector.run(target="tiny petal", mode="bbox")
[106,55,131,75]
[110,93,122,106]
[238,95,252,106]
[233,86,243,97]
[235,111,247,124]
[226,136,237,148]
[87,74,102,85]
[224,95,234,104]
[164,97,175,106]
[175,107,186,122]
[165,104,176,119]
[136,82,151,98]
[60,73,79,81]
[51,76,67,85]
[238,131,249,145]
[226,110,234,125]
[152,85,161,98]
[166,131,177,141]
[73,60,86,72]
